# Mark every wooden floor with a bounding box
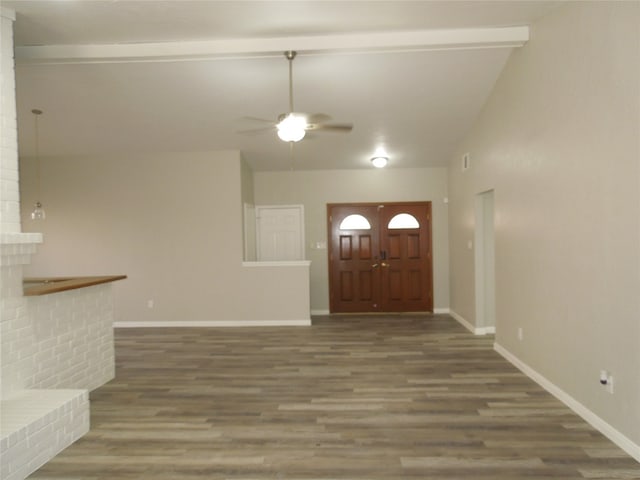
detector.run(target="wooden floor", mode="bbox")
[30,315,639,479]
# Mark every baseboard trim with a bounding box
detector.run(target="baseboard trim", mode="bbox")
[433,308,450,314]
[478,326,496,335]
[310,309,330,316]
[449,309,494,336]
[494,343,640,463]
[114,319,312,328]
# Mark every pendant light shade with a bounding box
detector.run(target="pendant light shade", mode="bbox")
[30,108,46,220]
[31,201,45,220]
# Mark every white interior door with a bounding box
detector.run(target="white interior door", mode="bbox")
[256,205,305,261]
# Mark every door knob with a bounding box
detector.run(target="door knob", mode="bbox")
[371,263,379,268]
[381,262,390,267]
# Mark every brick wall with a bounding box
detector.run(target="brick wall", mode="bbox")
[0,390,89,480]
[1,280,116,397]
[1,9,21,233]
[0,10,104,479]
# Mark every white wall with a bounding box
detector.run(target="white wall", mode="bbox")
[20,150,310,325]
[254,167,449,312]
[448,1,640,451]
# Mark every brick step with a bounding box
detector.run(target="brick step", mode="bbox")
[0,389,89,480]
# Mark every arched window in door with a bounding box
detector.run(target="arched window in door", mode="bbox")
[339,214,371,230]
[388,213,419,229]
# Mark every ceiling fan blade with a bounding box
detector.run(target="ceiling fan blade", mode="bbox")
[306,113,332,124]
[236,126,276,135]
[307,123,353,132]
[240,116,276,124]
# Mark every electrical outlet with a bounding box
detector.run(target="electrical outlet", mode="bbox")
[462,153,470,171]
[517,327,523,341]
[147,299,154,309]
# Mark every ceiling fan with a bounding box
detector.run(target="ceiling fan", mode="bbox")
[240,51,353,142]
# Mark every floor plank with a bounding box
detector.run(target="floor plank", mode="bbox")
[29,314,640,479]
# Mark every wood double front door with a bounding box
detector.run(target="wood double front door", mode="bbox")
[328,202,433,313]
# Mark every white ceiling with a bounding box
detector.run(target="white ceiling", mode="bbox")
[6,1,561,171]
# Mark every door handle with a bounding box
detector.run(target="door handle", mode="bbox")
[381,262,390,268]
[371,263,379,268]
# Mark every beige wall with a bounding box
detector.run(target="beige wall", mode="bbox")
[448,1,640,447]
[253,167,449,312]
[20,150,310,324]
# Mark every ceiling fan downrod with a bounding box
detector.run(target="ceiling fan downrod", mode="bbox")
[285,50,297,113]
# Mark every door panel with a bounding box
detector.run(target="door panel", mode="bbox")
[328,202,433,313]
[379,203,433,312]
[329,205,380,313]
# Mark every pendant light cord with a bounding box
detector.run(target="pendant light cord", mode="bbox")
[32,109,43,204]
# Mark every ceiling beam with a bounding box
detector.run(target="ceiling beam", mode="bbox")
[15,26,529,65]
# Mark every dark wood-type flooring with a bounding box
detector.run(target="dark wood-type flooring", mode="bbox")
[30,314,640,479]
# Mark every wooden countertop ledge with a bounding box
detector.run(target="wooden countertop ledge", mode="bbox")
[23,275,127,296]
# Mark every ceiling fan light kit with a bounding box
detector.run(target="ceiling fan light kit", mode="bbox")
[277,113,306,142]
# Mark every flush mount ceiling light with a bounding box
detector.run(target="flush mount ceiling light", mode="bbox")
[30,108,46,220]
[371,156,388,168]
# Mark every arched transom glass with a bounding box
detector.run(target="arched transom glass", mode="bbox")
[388,213,419,229]
[339,214,371,230]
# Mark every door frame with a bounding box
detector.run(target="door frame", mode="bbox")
[474,191,496,334]
[327,201,434,313]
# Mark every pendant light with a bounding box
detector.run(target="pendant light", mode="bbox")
[30,108,45,220]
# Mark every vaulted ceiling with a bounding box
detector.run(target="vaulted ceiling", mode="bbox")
[6,1,561,171]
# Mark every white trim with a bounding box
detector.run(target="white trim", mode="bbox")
[114,319,311,328]
[449,309,474,333]
[433,308,450,314]
[15,26,529,65]
[449,309,493,335]
[242,260,311,267]
[495,343,640,463]
[1,7,16,21]
[311,309,330,316]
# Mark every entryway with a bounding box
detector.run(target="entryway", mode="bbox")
[327,202,433,313]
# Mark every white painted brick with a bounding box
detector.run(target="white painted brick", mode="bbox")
[0,14,109,478]
[0,390,89,480]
